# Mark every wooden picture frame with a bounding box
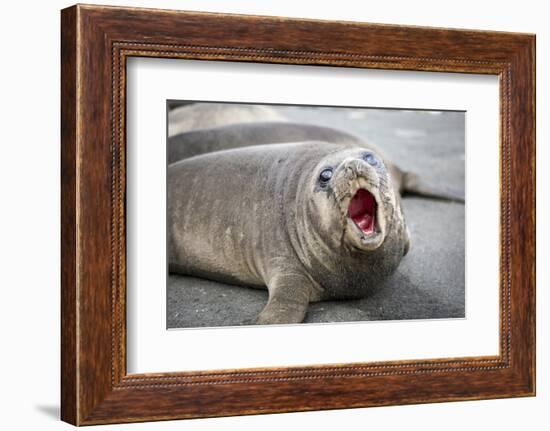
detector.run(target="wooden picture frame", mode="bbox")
[61,4,535,425]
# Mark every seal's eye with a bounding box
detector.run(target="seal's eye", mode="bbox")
[319,168,333,183]
[363,153,379,166]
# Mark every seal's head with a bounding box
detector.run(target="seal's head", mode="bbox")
[307,147,409,256]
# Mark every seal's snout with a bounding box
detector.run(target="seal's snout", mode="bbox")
[330,155,388,251]
[342,159,374,181]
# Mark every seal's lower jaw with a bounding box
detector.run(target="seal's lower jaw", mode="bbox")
[346,188,384,251]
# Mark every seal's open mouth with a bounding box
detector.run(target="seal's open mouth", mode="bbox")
[348,189,377,235]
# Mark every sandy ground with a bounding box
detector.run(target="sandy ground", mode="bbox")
[167,105,465,328]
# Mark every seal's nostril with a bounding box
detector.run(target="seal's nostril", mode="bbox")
[344,166,356,180]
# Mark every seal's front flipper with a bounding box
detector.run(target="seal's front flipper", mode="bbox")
[400,171,465,203]
[255,272,313,325]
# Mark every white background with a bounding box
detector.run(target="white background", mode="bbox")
[127,59,499,373]
[0,0,547,430]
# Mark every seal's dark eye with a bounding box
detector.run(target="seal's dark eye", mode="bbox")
[363,153,379,166]
[319,168,333,182]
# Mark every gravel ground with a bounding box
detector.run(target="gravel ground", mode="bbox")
[167,105,465,328]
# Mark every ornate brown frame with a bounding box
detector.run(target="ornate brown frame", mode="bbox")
[61,4,535,425]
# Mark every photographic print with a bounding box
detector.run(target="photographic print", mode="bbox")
[167,102,465,328]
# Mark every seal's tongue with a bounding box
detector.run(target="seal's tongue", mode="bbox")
[348,189,377,235]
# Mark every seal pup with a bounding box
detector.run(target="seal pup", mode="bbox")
[168,103,286,137]
[168,122,360,163]
[168,122,465,203]
[168,142,410,324]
